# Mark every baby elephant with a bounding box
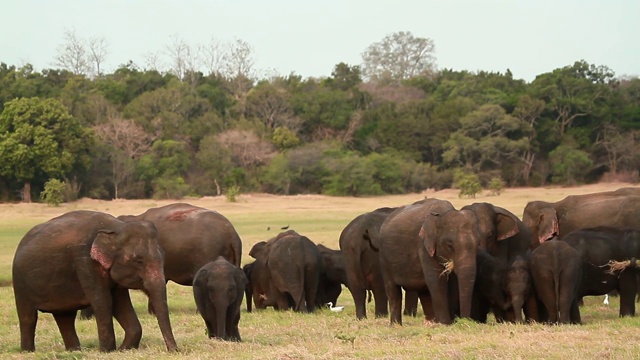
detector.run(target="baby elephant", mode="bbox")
[529,240,582,324]
[193,257,248,341]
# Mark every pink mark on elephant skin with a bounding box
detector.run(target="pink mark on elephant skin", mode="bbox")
[166,208,200,222]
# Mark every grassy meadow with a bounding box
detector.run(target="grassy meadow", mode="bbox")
[2,183,640,359]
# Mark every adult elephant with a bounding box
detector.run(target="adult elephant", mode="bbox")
[339,207,397,319]
[249,230,321,312]
[371,199,458,325]
[82,203,243,318]
[522,192,640,249]
[561,227,640,317]
[12,211,177,352]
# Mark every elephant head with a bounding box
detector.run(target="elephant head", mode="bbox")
[503,256,531,323]
[90,220,177,351]
[523,202,559,247]
[461,203,520,253]
[420,209,481,320]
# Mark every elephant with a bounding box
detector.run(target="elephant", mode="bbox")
[249,230,321,312]
[316,244,348,308]
[12,210,177,352]
[82,203,242,318]
[340,207,404,319]
[522,192,640,249]
[529,240,582,324]
[461,202,529,262]
[371,198,458,325]
[243,261,293,311]
[561,226,640,317]
[193,257,247,341]
[503,255,535,323]
[472,251,533,324]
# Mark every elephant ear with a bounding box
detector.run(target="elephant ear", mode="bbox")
[538,208,559,243]
[421,212,439,257]
[90,229,119,270]
[249,241,269,259]
[495,209,519,241]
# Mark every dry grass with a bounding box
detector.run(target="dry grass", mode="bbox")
[1,182,639,358]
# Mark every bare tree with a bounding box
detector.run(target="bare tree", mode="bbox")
[596,124,639,175]
[94,118,154,199]
[513,95,545,184]
[87,36,109,77]
[216,129,276,169]
[201,37,226,76]
[222,39,257,101]
[361,31,436,83]
[55,28,91,75]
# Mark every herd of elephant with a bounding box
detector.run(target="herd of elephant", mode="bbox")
[11,187,640,352]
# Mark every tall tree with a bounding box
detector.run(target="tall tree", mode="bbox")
[54,29,91,76]
[531,60,614,137]
[87,36,109,77]
[94,117,153,199]
[0,97,94,202]
[361,31,436,83]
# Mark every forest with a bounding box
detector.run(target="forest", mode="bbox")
[1,31,639,202]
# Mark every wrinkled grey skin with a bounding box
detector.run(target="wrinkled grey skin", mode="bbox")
[522,192,640,250]
[82,203,242,319]
[472,249,510,323]
[372,199,459,325]
[12,211,177,352]
[249,230,321,312]
[316,244,348,308]
[193,257,247,341]
[562,227,640,317]
[340,207,396,319]
[529,240,582,324]
[503,256,534,323]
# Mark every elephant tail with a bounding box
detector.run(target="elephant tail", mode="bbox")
[554,262,561,322]
[295,261,306,312]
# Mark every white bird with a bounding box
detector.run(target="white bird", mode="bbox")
[603,294,610,305]
[326,302,344,312]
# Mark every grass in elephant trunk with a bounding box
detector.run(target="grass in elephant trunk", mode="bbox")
[1,183,640,358]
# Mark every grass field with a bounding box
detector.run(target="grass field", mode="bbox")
[2,183,640,359]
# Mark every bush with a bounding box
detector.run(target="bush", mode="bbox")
[488,176,506,196]
[225,185,240,202]
[151,176,190,199]
[40,179,66,206]
[453,170,482,198]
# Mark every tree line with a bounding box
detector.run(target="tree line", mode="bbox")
[1,31,639,202]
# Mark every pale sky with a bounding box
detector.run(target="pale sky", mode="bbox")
[2,0,638,82]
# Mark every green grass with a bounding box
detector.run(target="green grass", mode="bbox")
[2,190,640,358]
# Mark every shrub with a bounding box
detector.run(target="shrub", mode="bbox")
[226,185,240,202]
[453,170,482,198]
[488,176,506,196]
[40,179,66,206]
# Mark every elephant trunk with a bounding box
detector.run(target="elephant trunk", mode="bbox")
[215,301,228,340]
[511,297,525,323]
[454,256,477,319]
[144,277,178,351]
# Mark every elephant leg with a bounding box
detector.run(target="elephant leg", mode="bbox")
[385,283,403,325]
[404,290,418,317]
[371,278,389,318]
[228,308,242,342]
[15,297,38,352]
[53,311,81,351]
[112,287,142,350]
[619,271,637,317]
[425,275,453,324]
[418,290,434,321]
[349,285,368,319]
[523,295,540,323]
[569,300,581,324]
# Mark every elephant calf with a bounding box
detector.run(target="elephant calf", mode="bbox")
[529,240,582,324]
[193,257,247,341]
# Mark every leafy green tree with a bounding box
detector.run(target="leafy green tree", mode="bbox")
[195,134,235,196]
[453,170,482,198]
[0,97,94,202]
[531,60,614,137]
[136,139,191,198]
[549,140,593,185]
[272,127,300,150]
[442,104,531,175]
[40,178,66,206]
